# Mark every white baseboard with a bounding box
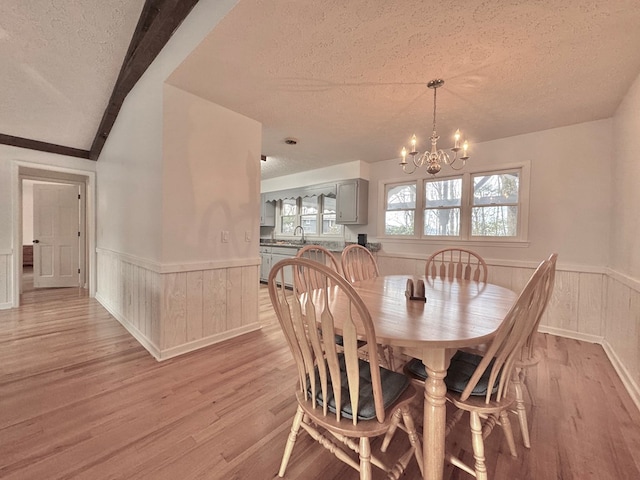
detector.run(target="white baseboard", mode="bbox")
[0,302,12,310]
[95,292,162,360]
[538,325,604,344]
[156,323,262,361]
[602,340,640,413]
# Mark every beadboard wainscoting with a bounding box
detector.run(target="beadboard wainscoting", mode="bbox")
[376,251,640,410]
[0,250,11,309]
[96,249,260,360]
[603,270,640,412]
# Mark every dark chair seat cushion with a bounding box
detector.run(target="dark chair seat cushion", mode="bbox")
[334,334,367,349]
[308,354,409,421]
[405,350,499,396]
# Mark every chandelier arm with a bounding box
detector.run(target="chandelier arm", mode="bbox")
[401,161,419,175]
[447,161,466,171]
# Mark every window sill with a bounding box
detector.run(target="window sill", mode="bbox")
[378,236,530,249]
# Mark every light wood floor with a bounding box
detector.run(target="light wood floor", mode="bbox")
[1,282,639,479]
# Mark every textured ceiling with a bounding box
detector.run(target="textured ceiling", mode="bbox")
[0,0,144,150]
[2,1,640,179]
[167,0,640,179]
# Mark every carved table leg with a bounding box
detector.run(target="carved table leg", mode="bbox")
[421,348,451,480]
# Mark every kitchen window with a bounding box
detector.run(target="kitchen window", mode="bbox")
[382,163,529,243]
[277,195,343,237]
[280,198,298,234]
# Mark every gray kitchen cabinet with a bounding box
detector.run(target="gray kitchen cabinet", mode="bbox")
[336,179,368,224]
[259,246,272,282]
[260,194,275,227]
[270,246,300,286]
[260,245,300,284]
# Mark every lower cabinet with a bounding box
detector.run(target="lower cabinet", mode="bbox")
[259,252,272,282]
[271,253,295,286]
[260,245,300,285]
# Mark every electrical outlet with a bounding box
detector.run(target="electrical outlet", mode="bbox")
[245,231,251,242]
[221,231,229,243]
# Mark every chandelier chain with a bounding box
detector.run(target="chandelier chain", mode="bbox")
[432,86,438,134]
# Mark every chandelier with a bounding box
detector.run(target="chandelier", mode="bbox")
[400,79,469,175]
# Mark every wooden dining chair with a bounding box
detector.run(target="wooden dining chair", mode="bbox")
[511,253,558,448]
[425,248,488,282]
[341,244,380,283]
[297,244,341,271]
[268,258,423,479]
[296,244,368,359]
[295,245,342,293]
[340,244,394,370]
[402,258,553,480]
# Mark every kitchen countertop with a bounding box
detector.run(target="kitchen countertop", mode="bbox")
[259,240,381,253]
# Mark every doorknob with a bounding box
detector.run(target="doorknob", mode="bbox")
[33,239,39,243]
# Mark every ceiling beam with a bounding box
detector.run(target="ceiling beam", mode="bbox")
[0,134,91,159]
[89,0,200,160]
[0,0,199,162]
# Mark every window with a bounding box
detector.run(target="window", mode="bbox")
[385,182,416,235]
[424,177,461,236]
[322,196,341,235]
[382,164,528,242]
[472,172,519,237]
[280,198,297,234]
[277,195,343,237]
[300,196,318,234]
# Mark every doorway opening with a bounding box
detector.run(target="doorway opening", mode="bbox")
[12,163,96,307]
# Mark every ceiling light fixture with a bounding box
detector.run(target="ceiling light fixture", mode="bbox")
[400,79,469,175]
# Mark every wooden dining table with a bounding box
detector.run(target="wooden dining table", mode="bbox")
[341,274,518,480]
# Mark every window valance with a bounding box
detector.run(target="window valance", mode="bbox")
[263,183,337,202]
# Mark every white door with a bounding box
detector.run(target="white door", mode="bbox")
[33,184,80,288]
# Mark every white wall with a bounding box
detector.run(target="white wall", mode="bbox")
[162,85,261,263]
[96,0,239,264]
[93,0,264,360]
[368,119,612,267]
[612,73,640,279]
[602,70,640,408]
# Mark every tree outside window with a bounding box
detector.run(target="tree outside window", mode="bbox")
[424,177,461,236]
[280,198,297,234]
[385,183,416,235]
[472,172,519,237]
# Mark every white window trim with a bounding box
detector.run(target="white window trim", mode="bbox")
[383,180,418,236]
[275,196,344,240]
[378,161,530,246]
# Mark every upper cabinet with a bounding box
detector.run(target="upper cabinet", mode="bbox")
[336,179,368,225]
[260,194,275,226]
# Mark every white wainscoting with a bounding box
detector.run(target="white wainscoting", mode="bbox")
[96,248,261,361]
[376,252,639,410]
[603,270,640,411]
[0,251,11,309]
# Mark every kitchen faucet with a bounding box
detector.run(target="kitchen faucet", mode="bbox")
[293,225,305,244]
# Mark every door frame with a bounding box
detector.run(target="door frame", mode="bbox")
[11,160,96,307]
